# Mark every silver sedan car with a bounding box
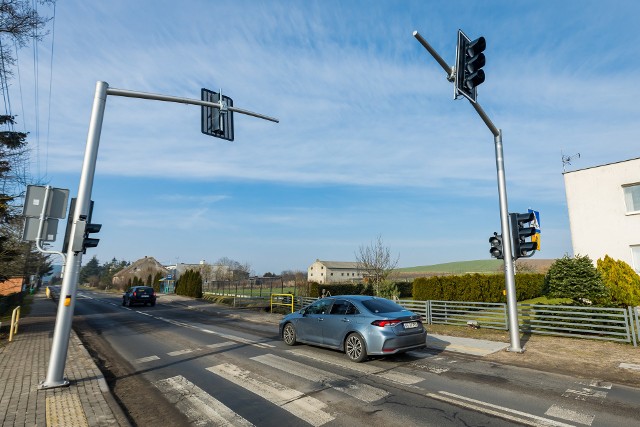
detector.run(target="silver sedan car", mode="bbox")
[279,295,426,362]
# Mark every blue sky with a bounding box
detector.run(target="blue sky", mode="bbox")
[11,1,640,274]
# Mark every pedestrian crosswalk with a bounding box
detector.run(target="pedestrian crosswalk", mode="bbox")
[134,330,611,427]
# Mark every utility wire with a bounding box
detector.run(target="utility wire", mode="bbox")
[45,1,57,178]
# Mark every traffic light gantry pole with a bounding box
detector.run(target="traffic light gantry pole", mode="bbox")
[413,31,523,353]
[40,81,278,389]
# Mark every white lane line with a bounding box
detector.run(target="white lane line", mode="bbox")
[154,375,254,427]
[206,341,236,349]
[167,348,201,357]
[431,391,575,427]
[288,348,424,385]
[545,404,595,426]
[252,353,388,403]
[134,355,160,364]
[136,311,153,316]
[207,363,334,427]
[153,317,274,348]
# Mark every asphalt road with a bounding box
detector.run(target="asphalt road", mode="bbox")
[71,289,640,427]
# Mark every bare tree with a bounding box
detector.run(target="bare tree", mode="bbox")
[213,256,252,280]
[355,235,399,295]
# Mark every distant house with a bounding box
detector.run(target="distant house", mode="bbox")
[112,256,169,289]
[307,260,363,284]
[564,157,640,272]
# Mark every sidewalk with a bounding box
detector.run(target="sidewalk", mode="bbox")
[0,291,128,427]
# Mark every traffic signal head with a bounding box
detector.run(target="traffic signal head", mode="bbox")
[82,223,101,251]
[489,232,503,259]
[509,212,537,260]
[455,30,487,103]
[70,217,101,254]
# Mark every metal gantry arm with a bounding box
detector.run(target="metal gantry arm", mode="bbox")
[40,81,279,389]
[106,87,279,123]
[412,31,522,353]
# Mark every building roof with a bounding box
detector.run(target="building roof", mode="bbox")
[0,277,24,296]
[112,256,168,278]
[563,156,640,175]
[314,260,360,269]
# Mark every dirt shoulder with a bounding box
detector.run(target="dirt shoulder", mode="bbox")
[427,324,640,387]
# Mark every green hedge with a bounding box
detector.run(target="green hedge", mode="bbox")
[413,273,545,302]
[307,281,414,299]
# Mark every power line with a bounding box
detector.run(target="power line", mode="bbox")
[45,1,56,178]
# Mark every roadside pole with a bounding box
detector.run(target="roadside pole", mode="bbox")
[40,81,278,389]
[40,82,108,389]
[413,31,523,352]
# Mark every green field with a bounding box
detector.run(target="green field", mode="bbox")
[395,259,504,274]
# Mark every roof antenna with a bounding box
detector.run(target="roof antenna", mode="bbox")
[561,151,580,172]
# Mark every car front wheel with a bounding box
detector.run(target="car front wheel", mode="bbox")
[283,323,297,346]
[345,333,367,363]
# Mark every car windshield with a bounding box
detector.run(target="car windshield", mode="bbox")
[361,298,407,314]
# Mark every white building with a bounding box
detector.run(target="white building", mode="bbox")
[563,157,640,272]
[307,260,363,284]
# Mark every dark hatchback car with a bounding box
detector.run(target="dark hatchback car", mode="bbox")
[122,286,156,307]
[279,295,426,362]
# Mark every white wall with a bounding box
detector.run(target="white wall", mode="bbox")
[564,158,640,270]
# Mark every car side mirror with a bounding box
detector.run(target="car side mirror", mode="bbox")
[300,308,307,316]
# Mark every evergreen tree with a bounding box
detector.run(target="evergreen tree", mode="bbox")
[0,2,56,275]
[597,255,640,307]
[544,254,609,305]
[79,256,101,285]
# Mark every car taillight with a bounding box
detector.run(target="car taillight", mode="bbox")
[371,320,401,327]
[133,291,137,297]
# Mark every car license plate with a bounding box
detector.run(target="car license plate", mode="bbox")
[404,321,418,329]
[141,295,149,298]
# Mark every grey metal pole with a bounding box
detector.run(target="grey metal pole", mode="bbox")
[493,130,522,352]
[40,81,109,389]
[413,30,523,352]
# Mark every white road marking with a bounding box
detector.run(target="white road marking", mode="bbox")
[206,342,236,349]
[410,361,450,374]
[562,388,608,403]
[545,404,595,426]
[153,317,274,348]
[207,363,334,426]
[154,375,254,426]
[167,348,201,357]
[431,391,575,427]
[252,353,388,403]
[576,379,612,389]
[619,362,640,371]
[288,348,424,385]
[134,355,160,364]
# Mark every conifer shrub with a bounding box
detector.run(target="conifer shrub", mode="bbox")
[597,255,640,307]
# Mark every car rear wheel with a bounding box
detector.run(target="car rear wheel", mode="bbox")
[122,298,126,306]
[283,323,297,346]
[345,333,367,363]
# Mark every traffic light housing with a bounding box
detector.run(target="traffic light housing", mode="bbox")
[71,216,101,254]
[455,30,486,103]
[201,88,234,141]
[489,232,503,259]
[509,212,537,260]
